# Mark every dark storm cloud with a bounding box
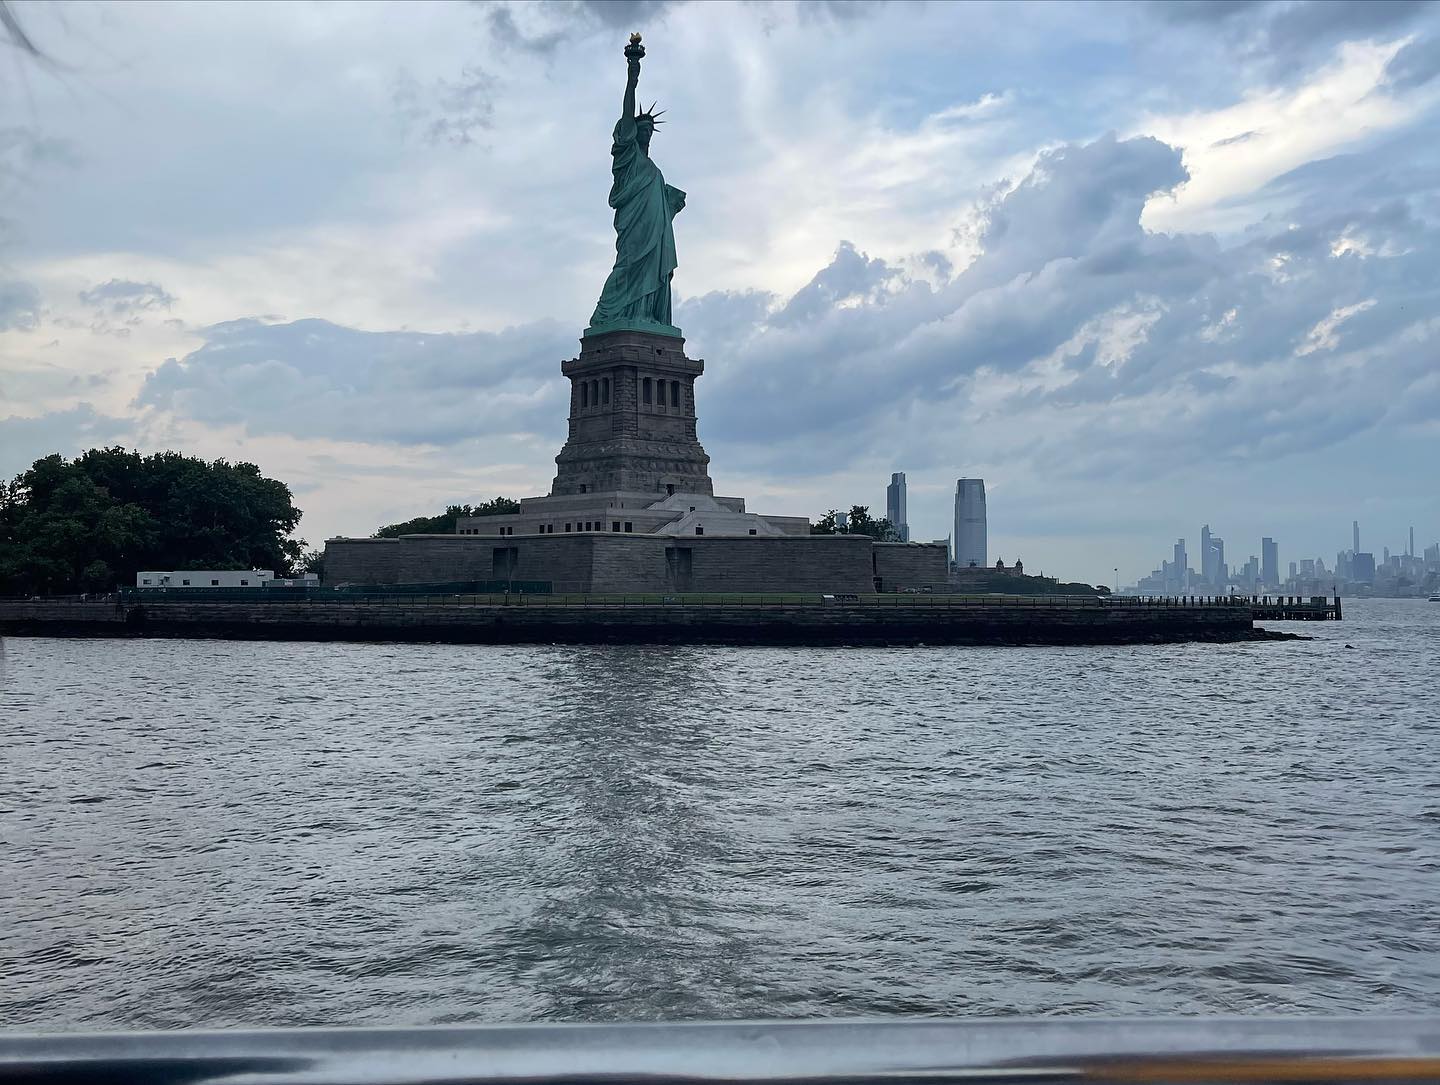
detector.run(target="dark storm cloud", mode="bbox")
[483,6,569,55]
[137,316,574,447]
[1148,0,1433,36]
[482,0,883,55]
[1145,0,1270,23]
[481,0,687,55]
[1263,0,1432,54]
[1384,32,1440,89]
[1145,0,1437,82]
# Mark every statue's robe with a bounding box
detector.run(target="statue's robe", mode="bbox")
[589,116,686,330]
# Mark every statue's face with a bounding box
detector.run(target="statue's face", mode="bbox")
[637,117,655,151]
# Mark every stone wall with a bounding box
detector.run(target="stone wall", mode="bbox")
[325,532,876,593]
[663,535,874,593]
[0,596,1265,645]
[553,329,713,497]
[872,542,950,591]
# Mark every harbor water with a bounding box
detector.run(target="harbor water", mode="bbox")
[2,598,1437,1028]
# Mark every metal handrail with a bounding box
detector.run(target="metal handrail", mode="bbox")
[0,1017,1436,1085]
[109,593,1312,609]
[8,592,1342,613]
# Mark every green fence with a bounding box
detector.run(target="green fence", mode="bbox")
[115,591,1262,609]
[119,580,552,603]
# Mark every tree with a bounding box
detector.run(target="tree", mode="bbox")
[0,448,304,594]
[810,505,899,540]
[298,548,325,578]
[810,510,839,535]
[373,497,519,538]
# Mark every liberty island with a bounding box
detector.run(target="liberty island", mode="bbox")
[322,33,950,594]
[0,35,1333,642]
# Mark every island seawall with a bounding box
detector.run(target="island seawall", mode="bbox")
[0,596,1315,645]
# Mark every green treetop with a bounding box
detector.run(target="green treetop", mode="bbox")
[0,448,304,594]
[810,505,901,541]
[372,498,519,538]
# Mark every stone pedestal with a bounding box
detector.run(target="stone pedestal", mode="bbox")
[551,328,713,497]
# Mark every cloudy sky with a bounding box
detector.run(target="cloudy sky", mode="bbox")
[3,0,1439,583]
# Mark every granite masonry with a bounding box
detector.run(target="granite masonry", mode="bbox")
[324,325,949,593]
[324,531,949,594]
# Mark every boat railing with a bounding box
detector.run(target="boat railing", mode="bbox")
[1,1017,1437,1085]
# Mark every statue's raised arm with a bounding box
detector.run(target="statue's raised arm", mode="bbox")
[620,33,643,136]
[586,33,687,338]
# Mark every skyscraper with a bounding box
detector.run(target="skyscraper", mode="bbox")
[886,472,910,542]
[1172,539,1188,590]
[954,478,987,569]
[1201,524,1214,585]
[1262,537,1278,588]
[1353,520,1360,554]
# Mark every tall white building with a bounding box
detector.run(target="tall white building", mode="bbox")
[954,478,986,568]
[886,472,910,542]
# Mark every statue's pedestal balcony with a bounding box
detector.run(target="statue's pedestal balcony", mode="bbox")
[552,329,712,498]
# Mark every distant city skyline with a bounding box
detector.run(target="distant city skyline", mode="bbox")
[867,466,1434,588]
[1129,518,1439,597]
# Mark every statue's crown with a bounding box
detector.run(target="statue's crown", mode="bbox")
[637,100,665,128]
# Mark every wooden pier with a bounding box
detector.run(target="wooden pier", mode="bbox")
[1122,594,1342,621]
[1250,594,1342,620]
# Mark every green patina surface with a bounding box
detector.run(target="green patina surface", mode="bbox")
[582,317,683,339]
[588,35,685,338]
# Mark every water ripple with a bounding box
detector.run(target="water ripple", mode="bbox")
[1,599,1438,1028]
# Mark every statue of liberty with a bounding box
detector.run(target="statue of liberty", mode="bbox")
[587,34,686,337]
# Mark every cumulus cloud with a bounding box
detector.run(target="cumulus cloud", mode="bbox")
[77,279,176,316]
[671,128,1440,488]
[4,0,1440,560]
[8,106,1429,569]
[485,0,690,54]
[121,122,1440,506]
[1146,0,1434,76]
[392,64,497,147]
[0,279,40,331]
[1384,32,1440,89]
[0,404,132,478]
[136,316,574,447]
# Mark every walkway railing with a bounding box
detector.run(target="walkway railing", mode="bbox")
[12,592,1342,617]
[107,591,1270,609]
[0,1017,1433,1085]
